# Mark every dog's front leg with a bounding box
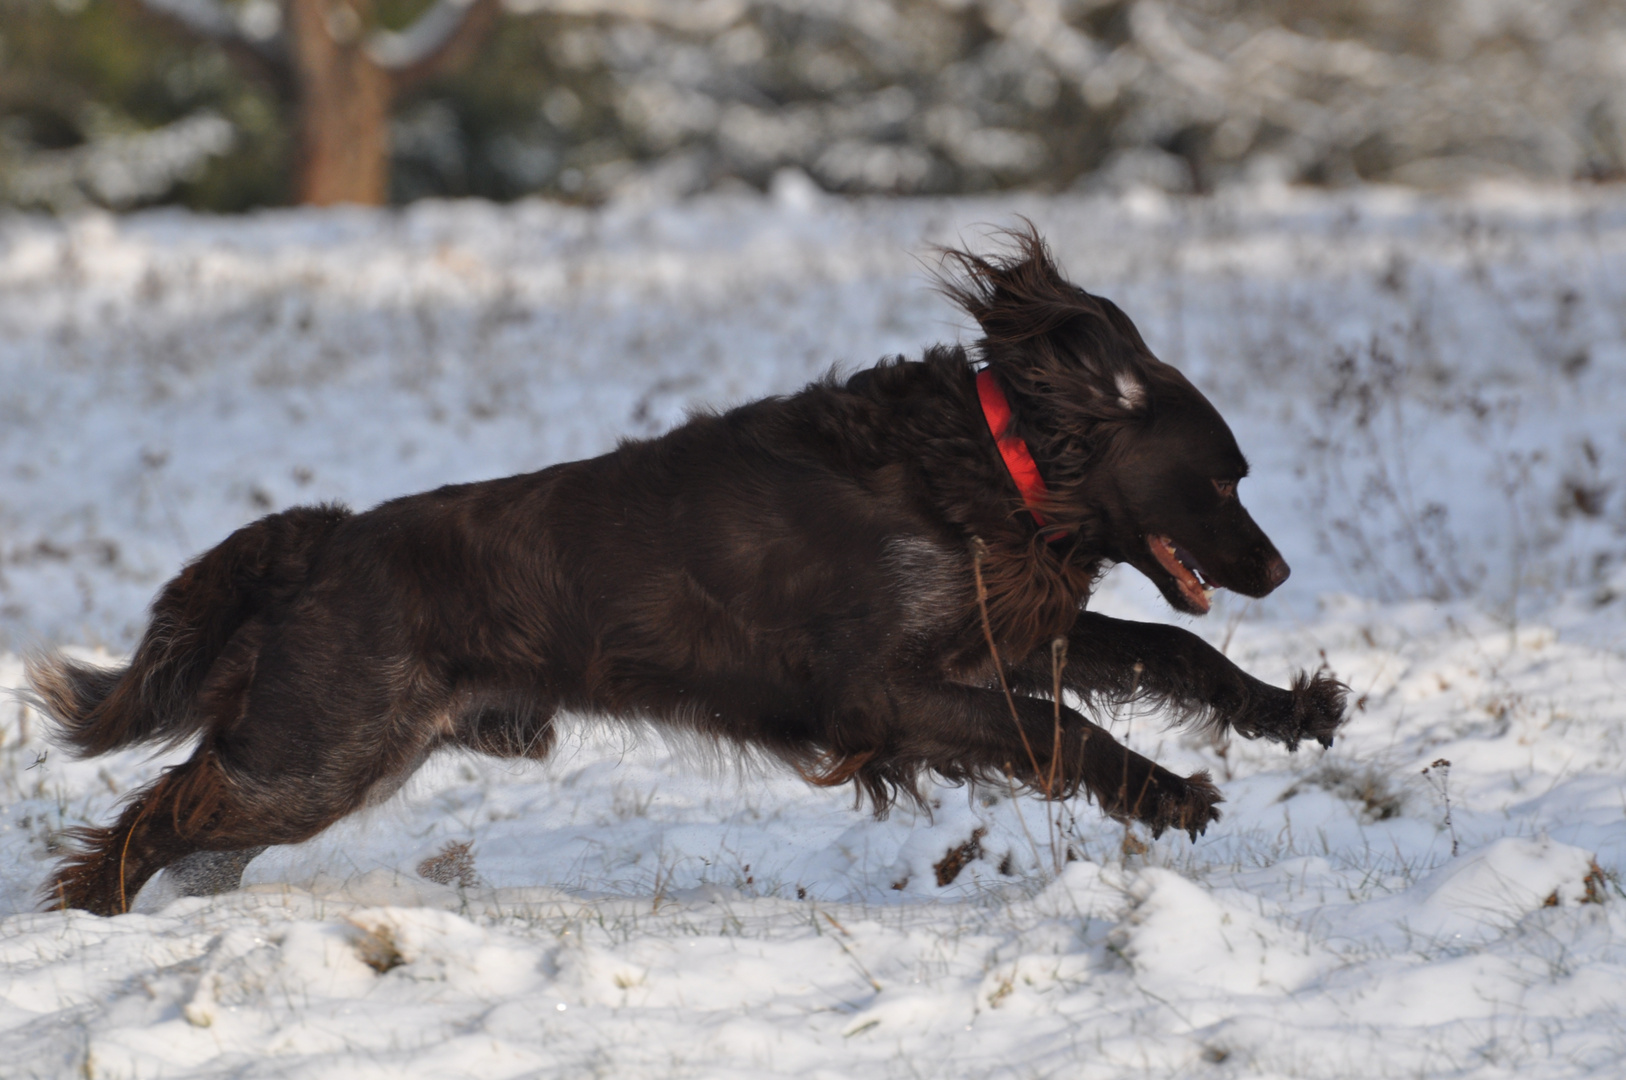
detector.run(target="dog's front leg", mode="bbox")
[892,684,1222,840]
[1034,613,1347,749]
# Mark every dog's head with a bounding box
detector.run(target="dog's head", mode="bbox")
[942,231,1289,615]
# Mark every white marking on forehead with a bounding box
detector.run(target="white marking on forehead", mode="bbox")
[1114,371,1145,410]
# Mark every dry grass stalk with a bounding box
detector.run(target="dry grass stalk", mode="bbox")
[971,537,1049,795]
[1048,634,1069,872]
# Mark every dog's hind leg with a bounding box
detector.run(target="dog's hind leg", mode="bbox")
[44,648,452,915]
[163,847,269,897]
[43,748,245,915]
[41,726,428,916]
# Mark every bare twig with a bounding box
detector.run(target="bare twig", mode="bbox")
[1421,758,1459,856]
[819,910,882,993]
[1219,598,1253,656]
[1048,635,1068,872]
[970,537,1049,796]
[1004,764,1047,878]
[1120,660,1145,862]
[117,797,158,915]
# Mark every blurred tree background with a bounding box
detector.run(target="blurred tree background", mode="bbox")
[3,0,1624,212]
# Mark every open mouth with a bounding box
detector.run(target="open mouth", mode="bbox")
[1148,535,1214,614]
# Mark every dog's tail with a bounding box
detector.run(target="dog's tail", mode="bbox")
[25,503,351,756]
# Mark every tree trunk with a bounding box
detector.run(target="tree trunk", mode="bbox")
[287,0,393,205]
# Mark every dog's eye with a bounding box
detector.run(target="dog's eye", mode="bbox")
[1212,479,1236,499]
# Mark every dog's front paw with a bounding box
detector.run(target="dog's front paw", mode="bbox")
[1236,671,1349,749]
[1291,671,1349,748]
[1144,769,1224,842]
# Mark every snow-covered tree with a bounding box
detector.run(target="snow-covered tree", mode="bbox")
[3,0,1624,208]
[502,0,1626,198]
[116,0,502,203]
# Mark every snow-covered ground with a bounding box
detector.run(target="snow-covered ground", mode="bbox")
[2,181,1625,1078]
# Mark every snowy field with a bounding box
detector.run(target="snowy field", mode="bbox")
[2,180,1626,1078]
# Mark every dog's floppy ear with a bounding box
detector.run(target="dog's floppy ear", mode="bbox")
[936,227,1156,421]
[935,227,1081,348]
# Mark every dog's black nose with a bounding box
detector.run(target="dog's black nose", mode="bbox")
[1266,555,1291,589]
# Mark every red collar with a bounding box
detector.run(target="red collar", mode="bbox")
[975,368,1051,528]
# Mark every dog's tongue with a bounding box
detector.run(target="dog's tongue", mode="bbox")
[1175,542,1211,587]
[1148,534,1213,613]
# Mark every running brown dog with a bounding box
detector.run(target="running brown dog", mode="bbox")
[29,231,1346,915]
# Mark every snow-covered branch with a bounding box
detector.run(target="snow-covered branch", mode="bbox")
[120,0,289,90]
[130,0,287,56]
[135,0,242,40]
[501,0,744,33]
[370,0,503,89]
[1,112,235,210]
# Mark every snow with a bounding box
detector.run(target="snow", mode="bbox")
[2,181,1626,1077]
